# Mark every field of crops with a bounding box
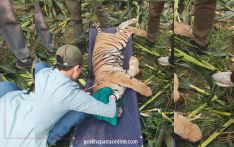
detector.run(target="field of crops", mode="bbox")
[0,0,233,147]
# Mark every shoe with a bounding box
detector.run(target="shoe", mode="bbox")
[145,38,156,48]
[158,56,171,66]
[47,48,57,56]
[212,72,234,87]
[174,34,211,55]
[168,56,174,65]
[16,56,34,70]
[188,40,209,55]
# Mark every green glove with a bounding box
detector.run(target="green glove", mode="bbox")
[92,87,119,126]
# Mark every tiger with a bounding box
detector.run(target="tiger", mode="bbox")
[92,18,152,99]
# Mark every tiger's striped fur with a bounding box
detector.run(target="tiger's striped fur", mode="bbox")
[92,18,152,98]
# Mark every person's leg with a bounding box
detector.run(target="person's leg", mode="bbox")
[147,1,165,44]
[35,1,55,55]
[0,81,21,98]
[65,0,85,53]
[47,111,87,145]
[193,0,217,48]
[0,0,33,69]
[90,0,110,27]
[35,62,49,74]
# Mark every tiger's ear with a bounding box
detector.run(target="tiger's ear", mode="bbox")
[125,26,147,38]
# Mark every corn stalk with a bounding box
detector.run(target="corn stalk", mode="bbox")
[134,42,161,57]
[139,83,170,111]
[199,119,234,147]
[175,48,217,71]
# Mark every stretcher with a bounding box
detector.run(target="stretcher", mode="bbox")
[70,28,143,147]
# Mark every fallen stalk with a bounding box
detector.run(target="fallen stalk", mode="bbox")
[204,108,232,116]
[188,95,218,119]
[217,1,234,12]
[144,75,156,83]
[139,84,170,111]
[133,42,160,57]
[50,18,71,33]
[21,19,33,28]
[144,64,157,71]
[141,108,173,123]
[189,84,210,96]
[175,48,217,71]
[199,119,234,147]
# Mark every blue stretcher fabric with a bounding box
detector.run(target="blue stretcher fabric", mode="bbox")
[70,27,143,147]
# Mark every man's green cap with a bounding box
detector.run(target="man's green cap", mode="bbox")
[56,44,83,67]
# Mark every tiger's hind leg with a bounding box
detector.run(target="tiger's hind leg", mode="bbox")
[93,80,126,99]
[103,72,152,97]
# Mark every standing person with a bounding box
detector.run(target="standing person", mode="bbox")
[35,0,55,55]
[160,0,217,64]
[147,0,165,44]
[0,0,34,69]
[191,0,217,50]
[65,0,110,53]
[35,44,119,147]
[0,0,55,69]
[146,1,174,65]
[174,0,217,51]
[119,0,167,44]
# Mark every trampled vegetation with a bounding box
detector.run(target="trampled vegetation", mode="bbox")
[0,0,233,147]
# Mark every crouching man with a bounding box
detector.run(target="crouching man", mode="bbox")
[35,44,119,147]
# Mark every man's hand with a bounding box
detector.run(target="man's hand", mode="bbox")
[109,94,117,101]
[113,87,125,100]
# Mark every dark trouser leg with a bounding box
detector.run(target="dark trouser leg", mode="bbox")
[65,0,84,43]
[193,0,217,47]
[90,0,110,27]
[35,1,54,52]
[0,0,30,62]
[48,111,87,145]
[147,1,165,43]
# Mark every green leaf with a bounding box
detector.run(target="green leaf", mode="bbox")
[175,48,217,71]
[0,64,17,74]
